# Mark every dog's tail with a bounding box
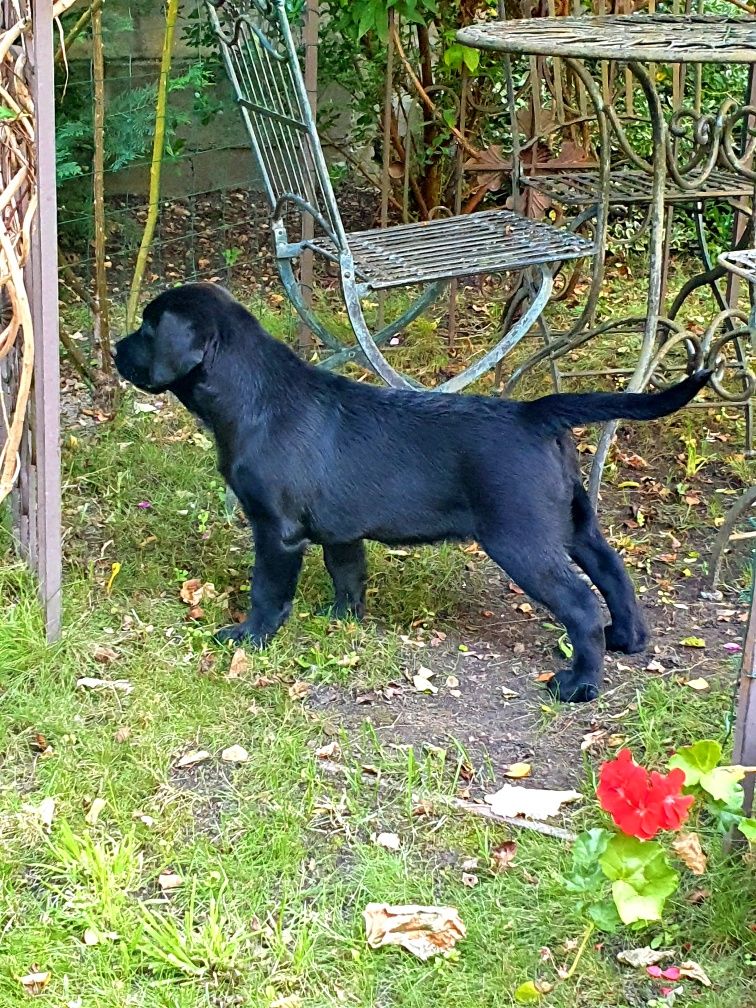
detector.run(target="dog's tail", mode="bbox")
[519,369,712,436]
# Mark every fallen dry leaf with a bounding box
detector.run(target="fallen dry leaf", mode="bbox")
[678,960,711,986]
[22,797,55,830]
[580,729,607,751]
[485,784,581,820]
[616,946,675,968]
[412,667,437,694]
[132,810,155,827]
[504,762,532,779]
[315,740,340,760]
[535,672,555,683]
[19,970,50,996]
[491,840,517,872]
[672,832,707,875]
[77,677,133,694]
[113,726,131,743]
[363,903,466,960]
[686,888,710,904]
[685,678,710,692]
[174,749,211,769]
[179,578,216,606]
[92,645,118,664]
[680,636,706,648]
[158,871,183,891]
[85,797,106,826]
[197,651,216,676]
[227,648,250,679]
[288,680,311,700]
[221,744,249,764]
[373,832,401,851]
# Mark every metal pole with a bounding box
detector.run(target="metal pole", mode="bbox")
[29,0,62,640]
[297,0,318,351]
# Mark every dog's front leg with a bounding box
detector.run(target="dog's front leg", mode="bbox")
[216,520,304,647]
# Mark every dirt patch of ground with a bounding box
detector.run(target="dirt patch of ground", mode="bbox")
[309,568,746,792]
[307,450,751,794]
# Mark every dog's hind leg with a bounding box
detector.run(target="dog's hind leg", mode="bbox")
[216,521,304,647]
[479,532,605,703]
[323,541,367,619]
[568,484,649,655]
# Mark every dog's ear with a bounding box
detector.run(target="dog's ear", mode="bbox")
[150,310,206,388]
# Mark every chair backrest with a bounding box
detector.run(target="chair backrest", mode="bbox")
[206,0,347,248]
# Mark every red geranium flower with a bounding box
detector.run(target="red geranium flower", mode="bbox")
[597,749,693,840]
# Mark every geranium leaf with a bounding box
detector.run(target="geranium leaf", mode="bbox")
[669,740,722,786]
[567,828,613,894]
[573,828,612,868]
[599,835,678,925]
[588,898,622,933]
[698,766,746,804]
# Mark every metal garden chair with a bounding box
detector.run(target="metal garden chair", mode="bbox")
[708,247,756,586]
[206,0,593,391]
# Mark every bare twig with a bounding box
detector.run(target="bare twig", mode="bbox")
[316,760,576,842]
[389,22,480,162]
[90,2,112,376]
[441,796,577,841]
[55,0,102,64]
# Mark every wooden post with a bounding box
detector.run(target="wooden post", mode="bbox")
[734,583,756,818]
[29,0,62,640]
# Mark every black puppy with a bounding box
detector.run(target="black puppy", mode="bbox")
[115,283,711,703]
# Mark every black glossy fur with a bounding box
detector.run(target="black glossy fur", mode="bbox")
[115,283,711,703]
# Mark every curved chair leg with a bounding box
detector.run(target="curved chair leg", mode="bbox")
[436,266,553,393]
[318,280,447,373]
[710,486,756,588]
[341,258,554,393]
[277,257,344,351]
[587,419,620,504]
[340,254,417,388]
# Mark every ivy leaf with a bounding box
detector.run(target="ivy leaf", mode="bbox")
[356,4,376,39]
[462,46,480,73]
[599,835,679,925]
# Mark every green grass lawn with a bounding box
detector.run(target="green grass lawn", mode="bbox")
[1,282,755,1007]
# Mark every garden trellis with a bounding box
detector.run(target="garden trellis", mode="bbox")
[1,0,69,640]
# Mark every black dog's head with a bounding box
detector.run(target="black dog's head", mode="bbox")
[115,283,234,393]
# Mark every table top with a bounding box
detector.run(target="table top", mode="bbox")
[456,14,756,64]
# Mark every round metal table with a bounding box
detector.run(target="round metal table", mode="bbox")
[457,14,756,499]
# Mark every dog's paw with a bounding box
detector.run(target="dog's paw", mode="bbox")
[215,622,269,648]
[604,618,649,655]
[547,669,599,704]
[317,601,365,621]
